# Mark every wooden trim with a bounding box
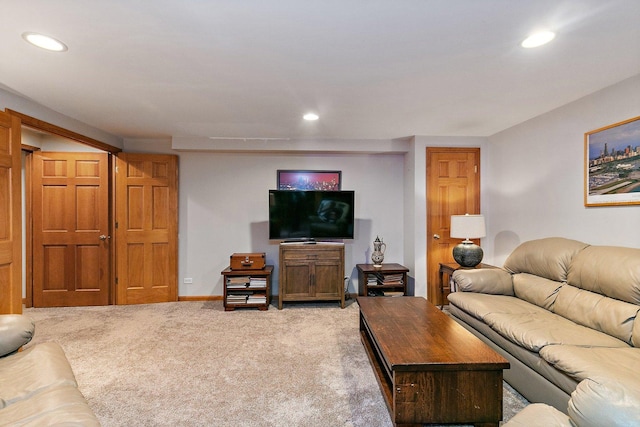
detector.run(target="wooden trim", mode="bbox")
[6,109,122,153]
[178,296,223,302]
[24,153,33,308]
[21,143,40,152]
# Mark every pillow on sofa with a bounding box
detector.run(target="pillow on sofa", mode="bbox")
[504,237,588,282]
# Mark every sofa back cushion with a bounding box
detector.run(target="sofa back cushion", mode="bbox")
[553,284,639,345]
[633,317,640,347]
[513,273,563,311]
[504,237,589,282]
[567,245,640,305]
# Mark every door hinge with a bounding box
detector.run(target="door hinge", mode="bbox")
[115,166,119,173]
[115,277,118,284]
[115,222,119,229]
[474,165,478,173]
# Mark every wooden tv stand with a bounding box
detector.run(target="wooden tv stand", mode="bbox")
[357,297,509,427]
[278,242,345,309]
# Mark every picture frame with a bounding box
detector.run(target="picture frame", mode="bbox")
[277,170,341,191]
[585,116,640,207]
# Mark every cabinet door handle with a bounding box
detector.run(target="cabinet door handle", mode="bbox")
[433,234,441,240]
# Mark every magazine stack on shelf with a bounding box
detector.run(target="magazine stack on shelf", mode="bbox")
[378,273,404,286]
[226,291,252,304]
[226,276,250,289]
[366,274,378,287]
[383,290,404,297]
[248,277,267,289]
[247,293,267,304]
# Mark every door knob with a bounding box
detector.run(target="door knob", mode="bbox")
[433,234,441,240]
[99,235,111,241]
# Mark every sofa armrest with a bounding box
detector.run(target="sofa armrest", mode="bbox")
[502,403,572,427]
[0,315,35,357]
[569,377,640,427]
[452,268,514,295]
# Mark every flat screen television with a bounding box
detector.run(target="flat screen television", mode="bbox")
[269,190,355,240]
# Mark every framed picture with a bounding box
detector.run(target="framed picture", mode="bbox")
[585,116,640,206]
[277,170,341,190]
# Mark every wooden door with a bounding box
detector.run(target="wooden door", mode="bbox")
[0,111,22,314]
[32,152,110,307]
[426,148,480,305]
[115,153,178,304]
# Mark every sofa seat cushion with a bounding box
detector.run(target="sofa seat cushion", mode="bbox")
[0,342,78,408]
[447,292,541,322]
[484,311,630,353]
[449,292,628,352]
[0,383,100,427]
[539,345,640,383]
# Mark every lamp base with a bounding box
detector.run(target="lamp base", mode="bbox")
[452,241,483,268]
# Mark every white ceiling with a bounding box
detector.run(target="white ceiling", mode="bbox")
[2,0,639,142]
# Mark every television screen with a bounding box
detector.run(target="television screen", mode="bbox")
[269,190,355,240]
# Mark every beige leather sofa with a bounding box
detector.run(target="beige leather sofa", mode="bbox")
[447,237,640,426]
[0,314,100,426]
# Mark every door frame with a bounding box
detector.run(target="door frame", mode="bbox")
[9,110,121,307]
[425,146,481,305]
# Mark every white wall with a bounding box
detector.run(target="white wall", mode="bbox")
[1,88,123,149]
[485,74,640,266]
[11,72,640,301]
[124,139,405,297]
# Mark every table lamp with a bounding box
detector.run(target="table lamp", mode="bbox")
[450,214,486,267]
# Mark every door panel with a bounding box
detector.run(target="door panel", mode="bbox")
[315,262,340,297]
[283,263,311,297]
[426,148,480,305]
[115,153,178,304]
[33,152,110,307]
[0,111,21,313]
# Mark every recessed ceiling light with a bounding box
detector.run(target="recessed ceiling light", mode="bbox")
[303,113,319,121]
[22,32,68,52]
[521,31,556,48]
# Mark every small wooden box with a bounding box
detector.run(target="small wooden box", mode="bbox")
[230,253,266,270]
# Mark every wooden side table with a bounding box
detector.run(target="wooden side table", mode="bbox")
[356,263,410,297]
[222,265,273,311]
[439,262,497,307]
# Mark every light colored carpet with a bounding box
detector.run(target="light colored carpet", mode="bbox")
[24,300,528,426]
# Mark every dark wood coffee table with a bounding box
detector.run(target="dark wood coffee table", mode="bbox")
[357,297,509,427]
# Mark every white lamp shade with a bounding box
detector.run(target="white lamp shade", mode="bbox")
[450,214,486,240]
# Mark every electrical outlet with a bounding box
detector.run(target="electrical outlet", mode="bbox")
[183,278,193,284]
